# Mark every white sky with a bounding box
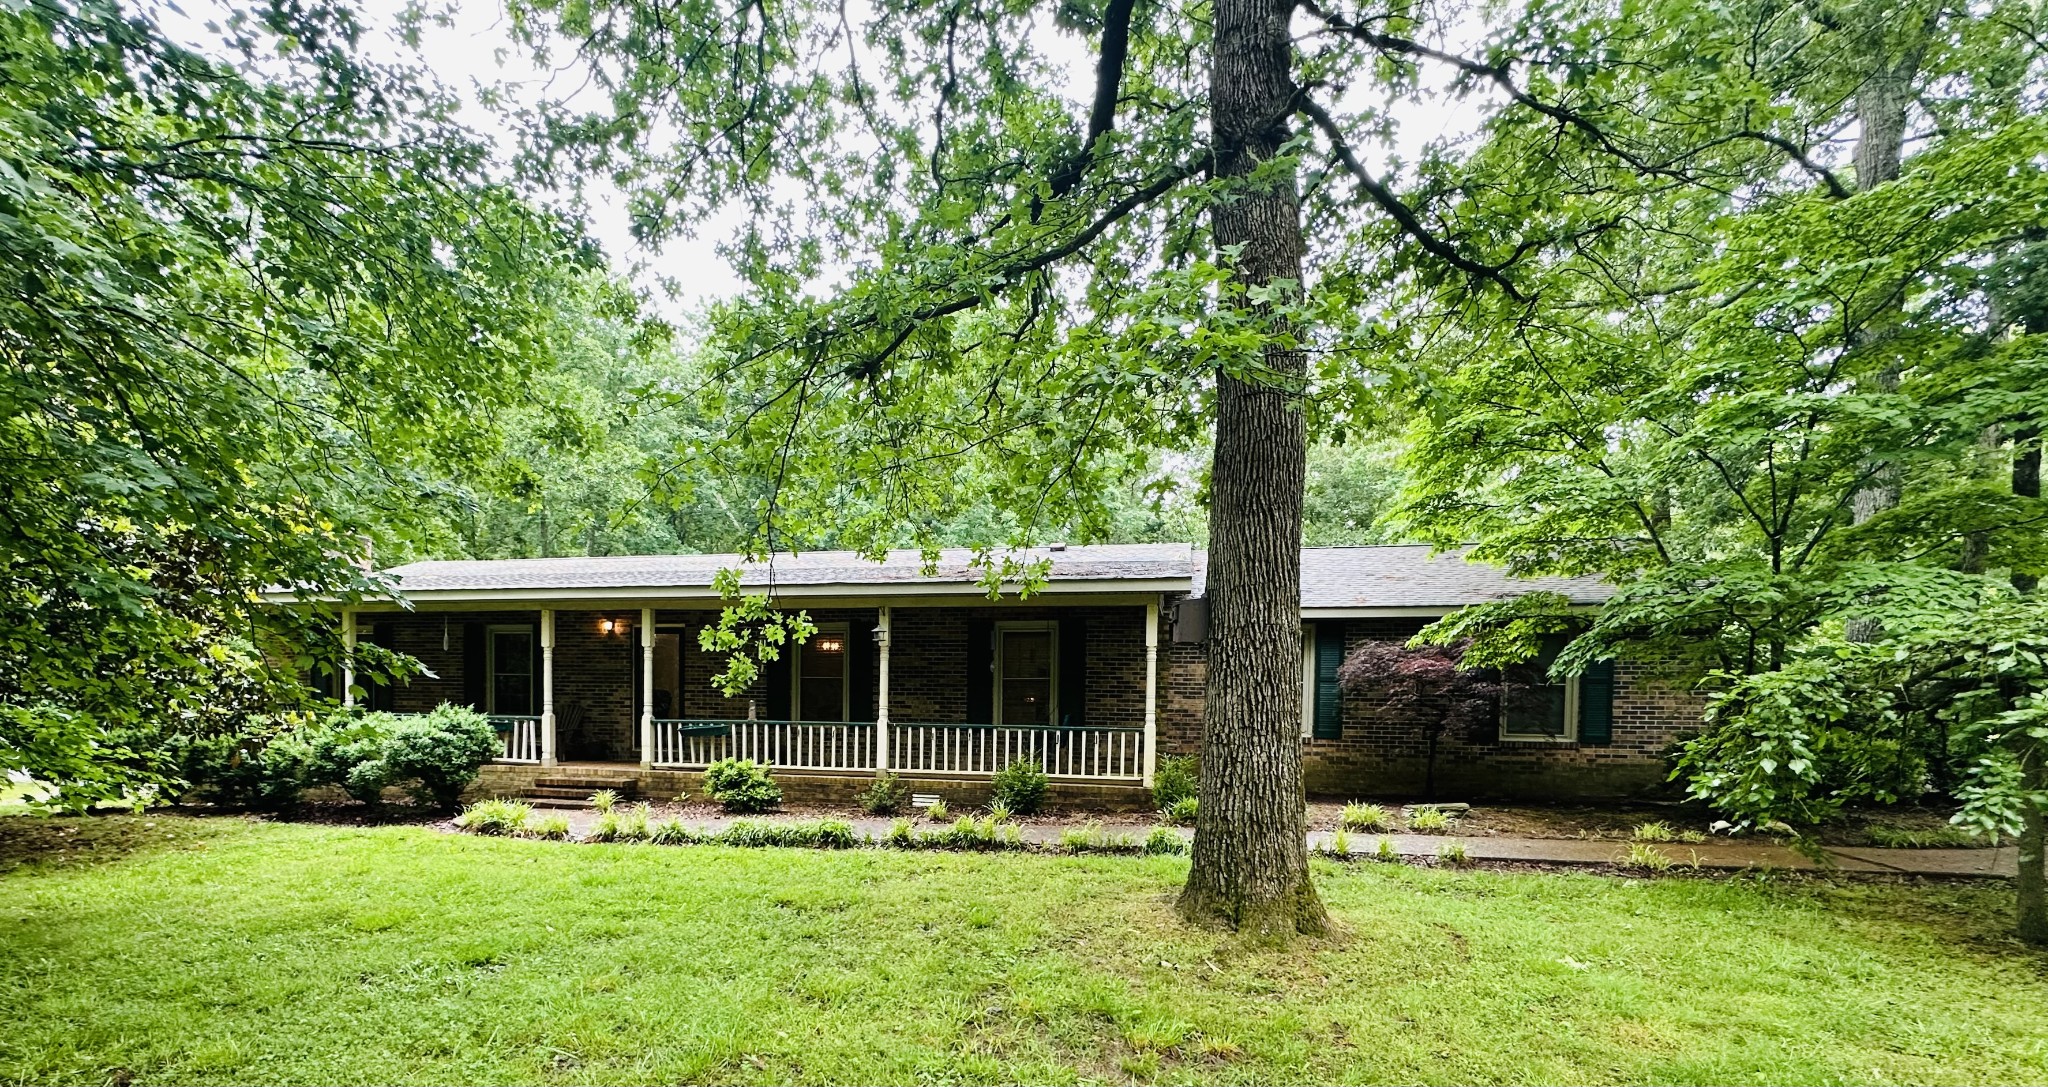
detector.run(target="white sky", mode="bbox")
[164,0,1489,316]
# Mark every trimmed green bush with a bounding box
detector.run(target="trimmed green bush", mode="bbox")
[703,758,782,813]
[382,706,499,809]
[990,759,1049,814]
[856,772,905,814]
[1152,754,1199,811]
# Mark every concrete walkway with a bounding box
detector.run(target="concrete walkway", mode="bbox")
[541,807,2017,878]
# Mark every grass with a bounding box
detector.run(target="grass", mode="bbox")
[1867,824,1989,849]
[3,815,2047,1085]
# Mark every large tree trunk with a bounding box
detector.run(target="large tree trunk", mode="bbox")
[2020,742,2048,945]
[1178,0,1328,938]
[1842,48,1919,643]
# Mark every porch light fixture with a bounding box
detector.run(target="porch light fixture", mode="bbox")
[599,617,621,636]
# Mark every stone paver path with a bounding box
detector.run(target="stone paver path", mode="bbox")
[536,806,2015,877]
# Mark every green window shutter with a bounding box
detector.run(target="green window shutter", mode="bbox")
[1058,614,1087,728]
[1312,621,1344,740]
[765,641,793,721]
[966,618,994,724]
[847,614,875,722]
[1578,658,1615,744]
[461,622,486,711]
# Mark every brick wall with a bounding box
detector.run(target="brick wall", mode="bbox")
[1154,612,1705,799]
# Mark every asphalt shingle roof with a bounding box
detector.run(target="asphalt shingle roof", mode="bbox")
[382,544,1194,593]
[1296,545,1612,609]
[380,542,1610,609]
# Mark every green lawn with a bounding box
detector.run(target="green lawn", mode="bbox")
[1,816,2042,1086]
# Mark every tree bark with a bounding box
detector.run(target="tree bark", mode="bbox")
[2020,742,2048,945]
[2015,418,2040,594]
[1178,0,1328,938]
[1842,45,1920,643]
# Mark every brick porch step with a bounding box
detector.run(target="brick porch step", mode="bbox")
[523,779,639,807]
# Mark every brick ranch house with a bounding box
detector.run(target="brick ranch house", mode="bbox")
[319,544,1702,806]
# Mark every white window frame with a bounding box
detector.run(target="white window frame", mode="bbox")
[993,620,1059,726]
[1500,674,1581,743]
[798,622,851,722]
[484,623,535,716]
[1300,625,1315,740]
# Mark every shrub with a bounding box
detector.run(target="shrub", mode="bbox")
[296,705,497,810]
[924,798,949,822]
[589,789,620,814]
[991,759,1050,815]
[1406,805,1453,833]
[382,705,499,809]
[856,772,905,815]
[1339,802,1390,832]
[531,814,572,841]
[303,713,397,804]
[454,799,532,836]
[1435,839,1471,867]
[1143,826,1187,855]
[174,719,315,812]
[1373,836,1400,862]
[704,758,782,813]
[1163,795,1198,826]
[1152,754,1199,811]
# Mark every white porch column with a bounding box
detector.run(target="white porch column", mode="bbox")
[639,606,656,768]
[339,607,357,707]
[1143,599,1160,787]
[875,605,892,773]
[539,608,557,766]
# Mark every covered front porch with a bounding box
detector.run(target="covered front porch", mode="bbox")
[342,599,1163,786]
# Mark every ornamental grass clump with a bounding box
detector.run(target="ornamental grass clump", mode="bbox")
[1340,802,1391,832]
[1143,826,1187,855]
[454,799,531,836]
[1163,796,1198,826]
[530,813,572,841]
[1436,839,1472,867]
[1407,805,1454,833]
[1373,836,1400,862]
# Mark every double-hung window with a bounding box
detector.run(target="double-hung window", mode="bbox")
[1501,634,1578,741]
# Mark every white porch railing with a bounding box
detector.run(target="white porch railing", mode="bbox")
[490,715,543,764]
[889,723,1146,781]
[646,719,1146,781]
[650,719,876,772]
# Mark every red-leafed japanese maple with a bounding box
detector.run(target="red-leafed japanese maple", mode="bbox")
[1336,640,1503,798]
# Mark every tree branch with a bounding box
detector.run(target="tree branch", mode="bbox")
[1295,95,1528,302]
[1048,0,1139,199]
